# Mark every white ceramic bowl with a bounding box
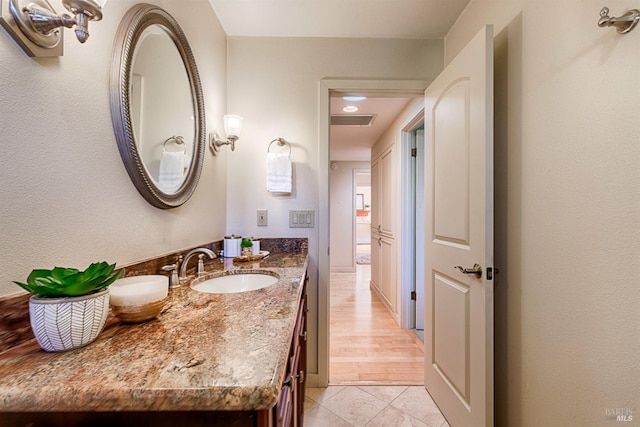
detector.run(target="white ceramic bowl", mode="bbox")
[110,275,169,323]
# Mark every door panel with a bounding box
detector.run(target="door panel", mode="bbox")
[433,80,470,246]
[433,273,469,404]
[424,25,494,427]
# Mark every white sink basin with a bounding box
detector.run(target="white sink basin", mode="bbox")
[191,271,279,294]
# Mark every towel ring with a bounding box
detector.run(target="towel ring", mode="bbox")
[163,136,187,153]
[268,137,291,155]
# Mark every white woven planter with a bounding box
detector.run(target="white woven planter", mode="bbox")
[29,288,110,352]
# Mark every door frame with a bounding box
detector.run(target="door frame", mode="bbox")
[317,79,429,387]
[400,111,426,330]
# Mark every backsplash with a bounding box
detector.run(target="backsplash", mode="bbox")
[0,238,308,354]
[0,294,31,353]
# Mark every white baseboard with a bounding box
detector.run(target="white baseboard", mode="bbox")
[330,266,355,273]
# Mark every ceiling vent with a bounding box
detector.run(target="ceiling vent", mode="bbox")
[331,114,376,126]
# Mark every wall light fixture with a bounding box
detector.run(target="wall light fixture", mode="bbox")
[209,115,243,155]
[0,0,106,57]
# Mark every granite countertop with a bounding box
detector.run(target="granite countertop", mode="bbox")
[0,251,308,413]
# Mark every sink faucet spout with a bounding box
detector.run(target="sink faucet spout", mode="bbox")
[179,248,216,281]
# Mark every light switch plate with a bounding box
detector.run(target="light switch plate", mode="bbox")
[257,210,268,226]
[289,210,314,228]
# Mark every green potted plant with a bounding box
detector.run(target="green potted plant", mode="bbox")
[13,262,123,352]
[240,238,253,256]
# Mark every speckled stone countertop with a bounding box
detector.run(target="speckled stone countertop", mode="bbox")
[0,251,308,413]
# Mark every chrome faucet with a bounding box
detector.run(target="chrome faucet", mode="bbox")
[179,248,216,281]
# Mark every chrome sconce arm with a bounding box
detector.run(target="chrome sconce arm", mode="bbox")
[209,114,243,156]
[22,0,103,43]
[0,0,106,57]
[209,132,238,155]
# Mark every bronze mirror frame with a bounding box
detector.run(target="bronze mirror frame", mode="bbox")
[110,3,205,209]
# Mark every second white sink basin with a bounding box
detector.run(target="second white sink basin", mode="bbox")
[191,271,279,294]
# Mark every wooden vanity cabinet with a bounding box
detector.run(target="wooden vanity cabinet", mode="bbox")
[2,276,309,427]
[274,273,307,427]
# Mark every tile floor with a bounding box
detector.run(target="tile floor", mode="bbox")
[304,385,450,427]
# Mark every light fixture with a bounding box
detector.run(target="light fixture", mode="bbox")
[0,0,107,57]
[343,106,359,113]
[342,96,367,102]
[209,115,243,155]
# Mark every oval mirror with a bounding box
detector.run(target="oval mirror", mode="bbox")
[110,4,205,209]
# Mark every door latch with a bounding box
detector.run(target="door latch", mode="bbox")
[454,264,483,279]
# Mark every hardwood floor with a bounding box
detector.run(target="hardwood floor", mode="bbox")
[329,259,424,385]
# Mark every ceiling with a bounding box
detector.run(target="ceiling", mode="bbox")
[207,0,471,161]
[330,95,417,161]
[207,0,470,39]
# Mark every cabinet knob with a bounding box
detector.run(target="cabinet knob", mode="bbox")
[282,374,293,387]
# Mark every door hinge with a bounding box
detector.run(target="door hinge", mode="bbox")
[411,148,417,157]
[411,291,417,300]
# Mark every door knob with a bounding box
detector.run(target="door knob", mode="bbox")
[454,264,482,279]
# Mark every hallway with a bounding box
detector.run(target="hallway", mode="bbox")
[303,261,448,426]
[329,261,424,384]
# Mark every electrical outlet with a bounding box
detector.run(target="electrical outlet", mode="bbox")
[257,210,268,226]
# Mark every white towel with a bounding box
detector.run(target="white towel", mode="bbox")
[267,152,292,193]
[158,151,185,193]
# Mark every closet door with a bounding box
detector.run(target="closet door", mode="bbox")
[370,144,398,318]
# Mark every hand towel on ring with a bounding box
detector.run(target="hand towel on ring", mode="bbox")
[266,152,292,194]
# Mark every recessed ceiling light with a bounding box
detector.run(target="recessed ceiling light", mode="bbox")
[342,96,367,102]
[343,106,359,113]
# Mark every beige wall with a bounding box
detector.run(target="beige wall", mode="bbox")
[330,161,370,272]
[447,1,640,425]
[0,0,228,296]
[226,36,444,380]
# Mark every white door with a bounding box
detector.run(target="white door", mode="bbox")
[423,25,494,427]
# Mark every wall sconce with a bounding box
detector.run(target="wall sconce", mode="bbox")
[0,0,106,57]
[209,115,243,156]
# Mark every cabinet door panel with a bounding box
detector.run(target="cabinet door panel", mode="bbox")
[277,384,292,427]
[370,236,381,291]
[380,147,395,237]
[370,160,380,232]
[380,237,396,312]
